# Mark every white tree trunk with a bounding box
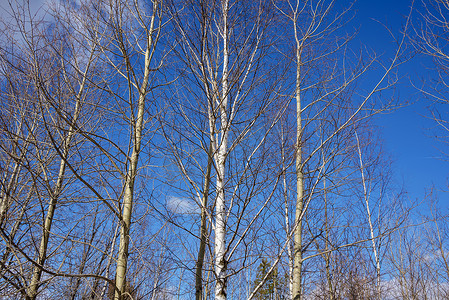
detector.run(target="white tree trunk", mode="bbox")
[215,1,229,299]
[356,132,381,298]
[292,16,304,298]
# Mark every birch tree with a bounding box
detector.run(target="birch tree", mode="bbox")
[25,20,98,300]
[166,0,286,298]
[271,1,409,298]
[415,0,449,161]
[71,1,166,298]
[0,0,417,298]
[1,0,168,298]
[0,2,104,297]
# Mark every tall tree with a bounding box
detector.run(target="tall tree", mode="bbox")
[70,1,166,298]
[0,2,104,297]
[269,1,409,298]
[1,1,167,298]
[167,0,285,298]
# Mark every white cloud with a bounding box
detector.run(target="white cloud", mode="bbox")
[167,196,199,215]
[0,0,49,22]
[423,248,449,262]
[0,0,51,47]
[381,277,449,300]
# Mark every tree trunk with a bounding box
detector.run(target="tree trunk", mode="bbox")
[292,25,304,300]
[215,1,229,299]
[195,143,213,300]
[27,158,67,299]
[114,3,157,297]
[113,49,147,300]
[27,85,84,299]
[355,132,381,299]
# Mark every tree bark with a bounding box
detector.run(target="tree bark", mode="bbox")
[27,77,84,299]
[215,1,229,299]
[195,143,213,300]
[292,18,304,299]
[114,2,158,298]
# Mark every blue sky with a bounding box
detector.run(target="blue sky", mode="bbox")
[355,0,448,206]
[0,0,445,205]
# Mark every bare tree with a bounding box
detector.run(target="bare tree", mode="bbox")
[165,0,288,299]
[0,1,168,299]
[0,2,105,298]
[0,0,418,299]
[65,1,167,298]
[249,1,411,299]
[415,0,449,159]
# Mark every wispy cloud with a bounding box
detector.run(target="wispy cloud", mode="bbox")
[167,196,199,215]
